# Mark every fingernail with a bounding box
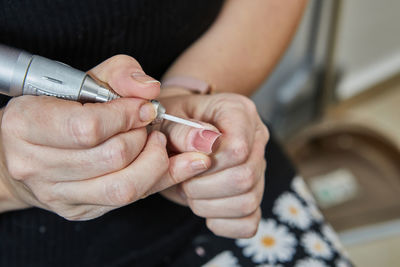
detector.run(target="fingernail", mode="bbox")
[190,159,208,172]
[193,130,221,154]
[139,102,156,122]
[132,71,161,85]
[155,131,167,146]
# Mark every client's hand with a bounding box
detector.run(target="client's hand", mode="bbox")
[156,89,269,238]
[0,56,211,220]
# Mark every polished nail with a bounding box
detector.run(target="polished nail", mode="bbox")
[193,130,221,154]
[139,102,156,122]
[132,72,161,85]
[191,159,208,172]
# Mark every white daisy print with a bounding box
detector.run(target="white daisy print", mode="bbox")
[295,258,328,267]
[273,192,312,230]
[256,264,283,267]
[291,176,316,204]
[236,219,296,264]
[202,251,240,267]
[321,224,348,257]
[308,202,324,223]
[301,231,333,260]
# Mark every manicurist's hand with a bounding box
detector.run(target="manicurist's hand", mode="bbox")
[0,55,211,219]
[155,89,269,239]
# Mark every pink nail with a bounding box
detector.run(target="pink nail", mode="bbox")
[192,130,221,154]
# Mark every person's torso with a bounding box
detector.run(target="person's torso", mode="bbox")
[0,1,224,266]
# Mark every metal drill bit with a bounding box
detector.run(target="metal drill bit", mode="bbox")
[161,113,205,129]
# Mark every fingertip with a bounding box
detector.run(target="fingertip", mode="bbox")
[109,68,161,99]
[192,129,221,154]
[150,131,167,147]
[163,120,221,154]
[139,102,157,123]
[189,154,212,173]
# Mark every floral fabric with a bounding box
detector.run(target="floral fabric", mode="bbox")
[170,176,353,267]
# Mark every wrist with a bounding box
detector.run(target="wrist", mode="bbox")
[159,86,194,98]
[160,75,215,97]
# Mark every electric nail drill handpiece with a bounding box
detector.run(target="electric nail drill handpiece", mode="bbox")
[0,44,203,128]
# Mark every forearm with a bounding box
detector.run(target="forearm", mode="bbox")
[163,0,307,96]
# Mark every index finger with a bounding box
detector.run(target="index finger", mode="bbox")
[4,95,156,148]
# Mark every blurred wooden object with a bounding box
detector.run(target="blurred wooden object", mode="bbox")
[286,122,400,231]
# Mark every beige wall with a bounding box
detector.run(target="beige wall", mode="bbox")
[335,0,400,99]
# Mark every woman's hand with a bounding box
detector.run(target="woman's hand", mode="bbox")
[156,89,269,238]
[0,55,211,219]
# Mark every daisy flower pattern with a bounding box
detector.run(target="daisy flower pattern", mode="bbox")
[321,224,348,257]
[295,258,328,267]
[236,219,296,264]
[202,251,240,267]
[308,202,324,223]
[301,231,333,260]
[291,176,316,204]
[273,192,311,230]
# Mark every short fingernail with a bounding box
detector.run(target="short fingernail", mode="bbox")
[193,130,221,154]
[139,102,157,122]
[190,159,208,172]
[132,71,161,85]
[155,131,167,146]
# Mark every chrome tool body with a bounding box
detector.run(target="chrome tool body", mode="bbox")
[0,44,202,128]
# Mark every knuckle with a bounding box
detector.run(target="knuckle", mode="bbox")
[105,137,131,170]
[105,179,137,206]
[167,165,180,185]
[68,114,101,147]
[241,96,257,113]
[228,140,249,164]
[239,194,259,216]
[228,94,257,112]
[1,105,26,137]
[262,159,267,172]
[60,207,89,221]
[205,219,219,235]
[181,183,194,199]
[241,219,259,238]
[233,166,256,193]
[245,98,258,114]
[7,158,34,181]
[36,190,58,205]
[262,124,270,141]
[187,200,204,218]
[109,54,139,66]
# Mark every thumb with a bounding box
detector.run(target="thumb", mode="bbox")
[161,120,221,154]
[88,55,160,99]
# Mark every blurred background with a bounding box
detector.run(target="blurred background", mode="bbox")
[252,0,400,266]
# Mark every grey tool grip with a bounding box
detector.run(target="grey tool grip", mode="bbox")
[23,55,86,100]
[0,44,120,102]
[0,44,32,96]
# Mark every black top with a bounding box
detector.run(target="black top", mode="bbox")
[0,1,224,266]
